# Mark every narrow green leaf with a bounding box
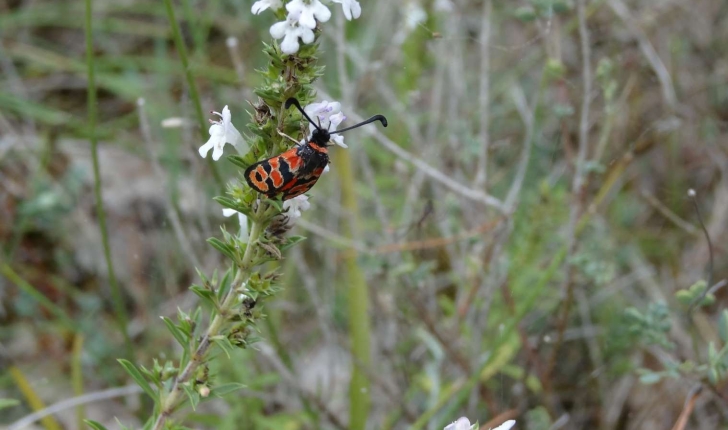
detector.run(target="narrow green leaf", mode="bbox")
[720,310,728,343]
[211,336,235,359]
[195,267,209,285]
[0,398,20,410]
[181,384,200,411]
[161,317,188,347]
[85,420,110,430]
[118,359,158,401]
[207,238,237,261]
[279,235,306,252]
[226,155,248,169]
[262,197,283,212]
[209,382,246,397]
[114,418,133,430]
[139,364,161,387]
[217,267,237,301]
[212,196,251,216]
[190,285,216,305]
[638,372,662,385]
[708,341,718,363]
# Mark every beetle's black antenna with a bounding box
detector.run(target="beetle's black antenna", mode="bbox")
[285,98,321,131]
[330,115,388,134]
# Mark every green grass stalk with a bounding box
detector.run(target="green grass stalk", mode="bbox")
[162,0,223,188]
[334,149,372,430]
[72,334,86,429]
[85,0,132,357]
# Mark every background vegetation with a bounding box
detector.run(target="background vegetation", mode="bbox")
[1,0,728,429]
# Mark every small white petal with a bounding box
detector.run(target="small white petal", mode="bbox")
[349,0,361,19]
[212,142,225,160]
[491,420,516,430]
[332,0,361,20]
[298,8,318,29]
[444,417,471,430]
[225,123,244,147]
[252,0,281,14]
[237,213,248,238]
[221,105,232,122]
[311,0,331,22]
[283,195,311,219]
[270,21,288,39]
[222,208,238,217]
[327,101,341,114]
[329,112,345,129]
[332,135,347,148]
[209,123,225,137]
[300,26,315,44]
[285,0,304,13]
[198,139,214,158]
[281,32,301,54]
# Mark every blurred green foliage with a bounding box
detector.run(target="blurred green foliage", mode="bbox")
[2,0,728,428]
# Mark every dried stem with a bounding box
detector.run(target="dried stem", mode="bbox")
[473,0,492,189]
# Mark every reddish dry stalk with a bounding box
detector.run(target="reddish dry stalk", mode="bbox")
[671,386,702,430]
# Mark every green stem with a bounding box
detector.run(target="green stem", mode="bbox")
[71,334,86,429]
[152,204,265,430]
[162,0,224,189]
[85,0,132,356]
[334,149,372,430]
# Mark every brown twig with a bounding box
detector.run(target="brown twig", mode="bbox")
[670,385,702,430]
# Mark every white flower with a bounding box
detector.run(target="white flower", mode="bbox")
[404,1,427,30]
[223,208,248,238]
[270,11,315,55]
[444,417,473,430]
[199,106,245,161]
[444,417,515,430]
[305,100,341,120]
[282,195,311,219]
[304,100,348,148]
[286,0,331,29]
[252,0,282,14]
[331,0,361,20]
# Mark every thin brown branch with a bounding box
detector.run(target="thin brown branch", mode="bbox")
[671,385,702,430]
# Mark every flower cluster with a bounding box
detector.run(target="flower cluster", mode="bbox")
[252,0,362,54]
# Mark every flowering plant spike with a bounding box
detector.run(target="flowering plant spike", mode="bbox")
[146,0,372,428]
